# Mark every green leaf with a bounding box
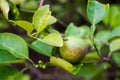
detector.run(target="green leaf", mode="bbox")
[0,49,24,65]
[103,5,120,28]
[95,30,110,43]
[0,65,23,80]
[38,32,48,39]
[10,0,24,5]
[31,40,53,57]
[65,23,81,37]
[8,0,20,20]
[72,63,83,75]
[10,20,34,33]
[20,0,38,11]
[106,26,120,41]
[50,56,83,75]
[94,39,103,50]
[87,0,109,24]
[0,33,29,59]
[42,33,63,47]
[0,0,10,19]
[79,25,91,38]
[0,0,19,20]
[21,74,30,80]
[100,44,110,56]
[99,62,111,71]
[47,27,59,33]
[110,52,120,67]
[50,56,75,74]
[32,5,51,33]
[91,24,96,34]
[111,13,120,28]
[76,63,98,79]
[82,52,100,63]
[48,16,57,25]
[65,23,91,38]
[110,39,120,52]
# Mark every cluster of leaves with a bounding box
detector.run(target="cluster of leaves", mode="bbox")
[0,0,120,80]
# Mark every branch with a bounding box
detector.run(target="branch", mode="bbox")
[76,8,91,25]
[39,0,44,7]
[93,42,103,60]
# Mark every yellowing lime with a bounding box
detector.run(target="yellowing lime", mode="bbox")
[59,36,88,63]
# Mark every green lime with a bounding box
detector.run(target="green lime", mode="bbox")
[59,36,88,63]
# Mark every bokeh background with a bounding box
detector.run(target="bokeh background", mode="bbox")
[0,0,120,80]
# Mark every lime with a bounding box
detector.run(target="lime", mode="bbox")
[59,36,88,63]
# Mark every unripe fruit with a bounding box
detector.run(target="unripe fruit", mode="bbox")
[59,36,88,63]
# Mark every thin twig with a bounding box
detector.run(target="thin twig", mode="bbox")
[77,8,90,24]
[27,58,36,67]
[93,42,103,60]
[21,66,33,73]
[19,9,35,13]
[90,24,103,60]
[57,19,67,27]
[39,0,44,7]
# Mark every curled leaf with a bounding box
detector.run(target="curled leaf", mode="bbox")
[41,33,63,47]
[0,0,9,19]
[50,56,75,73]
[10,20,34,33]
[50,56,83,75]
[32,5,51,33]
[87,0,109,24]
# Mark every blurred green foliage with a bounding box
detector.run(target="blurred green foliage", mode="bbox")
[0,0,120,80]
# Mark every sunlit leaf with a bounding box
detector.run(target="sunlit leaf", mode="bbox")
[21,74,30,80]
[42,33,63,47]
[0,33,29,59]
[48,16,57,25]
[8,0,20,20]
[50,56,75,73]
[111,13,120,28]
[32,5,51,33]
[65,23,81,37]
[0,0,10,19]
[31,40,53,57]
[87,0,109,24]
[103,5,120,28]
[50,56,83,75]
[65,23,91,38]
[110,39,120,52]
[10,20,34,33]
